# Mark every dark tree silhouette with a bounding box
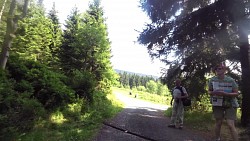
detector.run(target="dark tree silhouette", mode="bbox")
[138,0,250,126]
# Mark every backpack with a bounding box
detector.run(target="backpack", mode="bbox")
[175,86,191,106]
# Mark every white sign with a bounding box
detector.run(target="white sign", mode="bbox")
[212,96,223,106]
[211,82,233,106]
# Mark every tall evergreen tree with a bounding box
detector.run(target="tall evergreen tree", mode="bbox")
[12,3,53,64]
[47,2,62,67]
[75,0,116,90]
[121,72,129,87]
[59,0,116,91]
[59,7,80,73]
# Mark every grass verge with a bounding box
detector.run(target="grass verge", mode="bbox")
[8,90,124,141]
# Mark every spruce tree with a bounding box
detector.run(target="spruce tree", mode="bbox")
[12,3,53,64]
[59,7,80,73]
[75,0,116,90]
[47,2,62,67]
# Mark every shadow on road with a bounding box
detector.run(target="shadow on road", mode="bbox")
[92,105,212,141]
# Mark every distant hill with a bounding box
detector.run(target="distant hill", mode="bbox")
[114,69,159,79]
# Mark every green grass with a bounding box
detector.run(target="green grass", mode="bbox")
[164,106,213,130]
[113,87,172,106]
[164,99,245,140]
[6,90,124,141]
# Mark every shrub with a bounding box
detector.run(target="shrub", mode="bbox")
[137,86,146,92]
[0,56,76,140]
[7,57,75,109]
[68,70,97,103]
[27,67,75,109]
[0,70,43,134]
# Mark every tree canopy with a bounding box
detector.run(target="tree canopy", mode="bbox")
[138,0,250,125]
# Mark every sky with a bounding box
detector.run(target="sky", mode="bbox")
[43,0,165,77]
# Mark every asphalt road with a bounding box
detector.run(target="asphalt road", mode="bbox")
[91,92,212,141]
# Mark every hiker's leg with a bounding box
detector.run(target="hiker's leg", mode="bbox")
[170,102,178,125]
[225,107,238,141]
[175,104,180,125]
[177,102,184,125]
[213,107,224,140]
[215,118,223,140]
[226,119,238,141]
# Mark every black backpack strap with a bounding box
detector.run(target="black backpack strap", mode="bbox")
[175,86,185,96]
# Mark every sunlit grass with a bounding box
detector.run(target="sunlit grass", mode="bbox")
[113,87,172,106]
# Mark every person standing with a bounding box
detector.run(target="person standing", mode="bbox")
[168,79,188,129]
[208,62,239,141]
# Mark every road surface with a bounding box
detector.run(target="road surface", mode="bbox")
[92,92,212,141]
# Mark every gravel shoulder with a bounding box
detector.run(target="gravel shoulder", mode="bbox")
[91,92,213,141]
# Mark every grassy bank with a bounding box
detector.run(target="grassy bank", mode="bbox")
[5,91,124,141]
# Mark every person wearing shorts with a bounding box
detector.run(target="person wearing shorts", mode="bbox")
[213,106,237,120]
[208,62,239,141]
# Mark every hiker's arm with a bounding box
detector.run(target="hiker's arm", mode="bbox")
[178,93,188,99]
[183,93,188,98]
[211,89,239,97]
[176,94,187,99]
[208,86,237,97]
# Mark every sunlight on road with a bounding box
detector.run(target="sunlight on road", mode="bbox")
[114,92,169,111]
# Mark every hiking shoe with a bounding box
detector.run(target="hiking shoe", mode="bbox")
[168,124,175,128]
[178,124,183,129]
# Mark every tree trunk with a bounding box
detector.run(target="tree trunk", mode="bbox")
[0,0,29,69]
[0,0,16,69]
[232,0,250,127]
[239,26,250,127]
[218,0,250,127]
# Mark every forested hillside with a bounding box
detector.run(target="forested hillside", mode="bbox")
[115,70,169,96]
[0,0,120,140]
